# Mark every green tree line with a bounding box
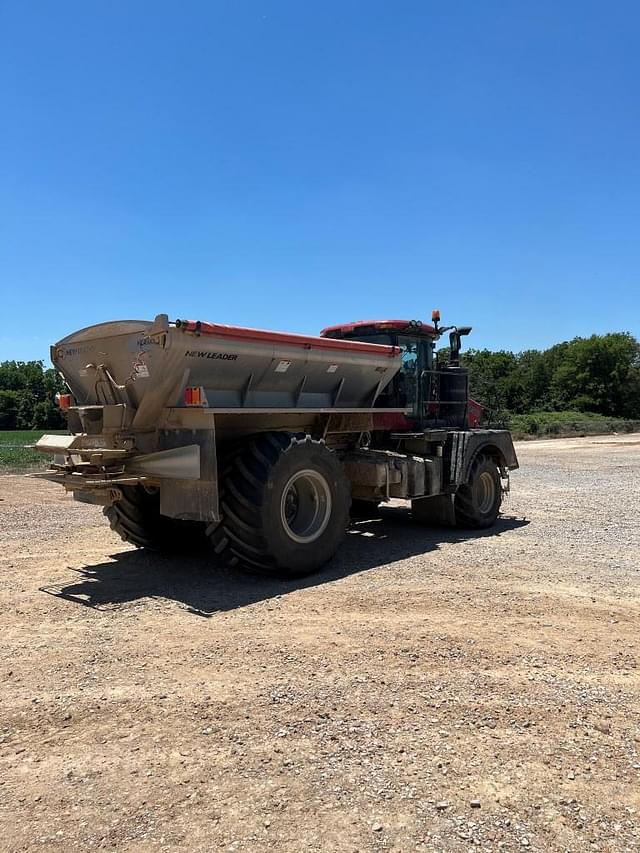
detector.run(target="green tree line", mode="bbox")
[0,361,67,430]
[460,332,640,423]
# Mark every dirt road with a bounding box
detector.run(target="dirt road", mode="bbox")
[0,436,638,852]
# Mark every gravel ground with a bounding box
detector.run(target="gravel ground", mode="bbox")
[0,435,638,852]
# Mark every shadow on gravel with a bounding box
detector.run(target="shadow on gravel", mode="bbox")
[40,508,529,618]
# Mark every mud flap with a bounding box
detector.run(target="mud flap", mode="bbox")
[156,428,219,523]
[411,493,456,526]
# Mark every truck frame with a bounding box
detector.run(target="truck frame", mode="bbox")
[36,312,518,577]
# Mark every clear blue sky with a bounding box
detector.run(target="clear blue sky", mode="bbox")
[1,0,638,362]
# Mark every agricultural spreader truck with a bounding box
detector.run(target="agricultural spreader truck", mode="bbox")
[36,312,518,577]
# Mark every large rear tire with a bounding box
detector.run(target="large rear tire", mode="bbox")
[208,433,350,578]
[104,485,206,551]
[454,453,502,529]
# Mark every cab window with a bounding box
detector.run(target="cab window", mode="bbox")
[397,338,419,411]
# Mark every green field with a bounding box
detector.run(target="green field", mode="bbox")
[508,410,640,440]
[0,430,67,471]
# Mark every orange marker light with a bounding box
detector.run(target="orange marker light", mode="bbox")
[57,393,73,410]
[431,309,441,323]
[184,386,208,407]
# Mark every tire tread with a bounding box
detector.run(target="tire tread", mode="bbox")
[454,453,501,529]
[209,432,349,577]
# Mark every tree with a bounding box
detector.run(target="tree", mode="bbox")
[550,333,640,416]
[0,360,67,429]
[462,349,519,423]
[0,390,19,429]
[460,333,640,422]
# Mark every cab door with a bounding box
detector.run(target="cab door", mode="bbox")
[418,338,437,424]
[396,336,420,417]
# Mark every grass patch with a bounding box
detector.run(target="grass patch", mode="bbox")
[508,411,640,440]
[0,430,67,471]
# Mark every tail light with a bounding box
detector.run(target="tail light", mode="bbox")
[184,386,208,407]
[56,393,74,410]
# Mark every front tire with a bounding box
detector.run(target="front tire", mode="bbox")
[208,433,350,578]
[454,453,502,529]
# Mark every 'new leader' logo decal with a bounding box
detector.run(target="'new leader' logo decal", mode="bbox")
[185,350,238,361]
